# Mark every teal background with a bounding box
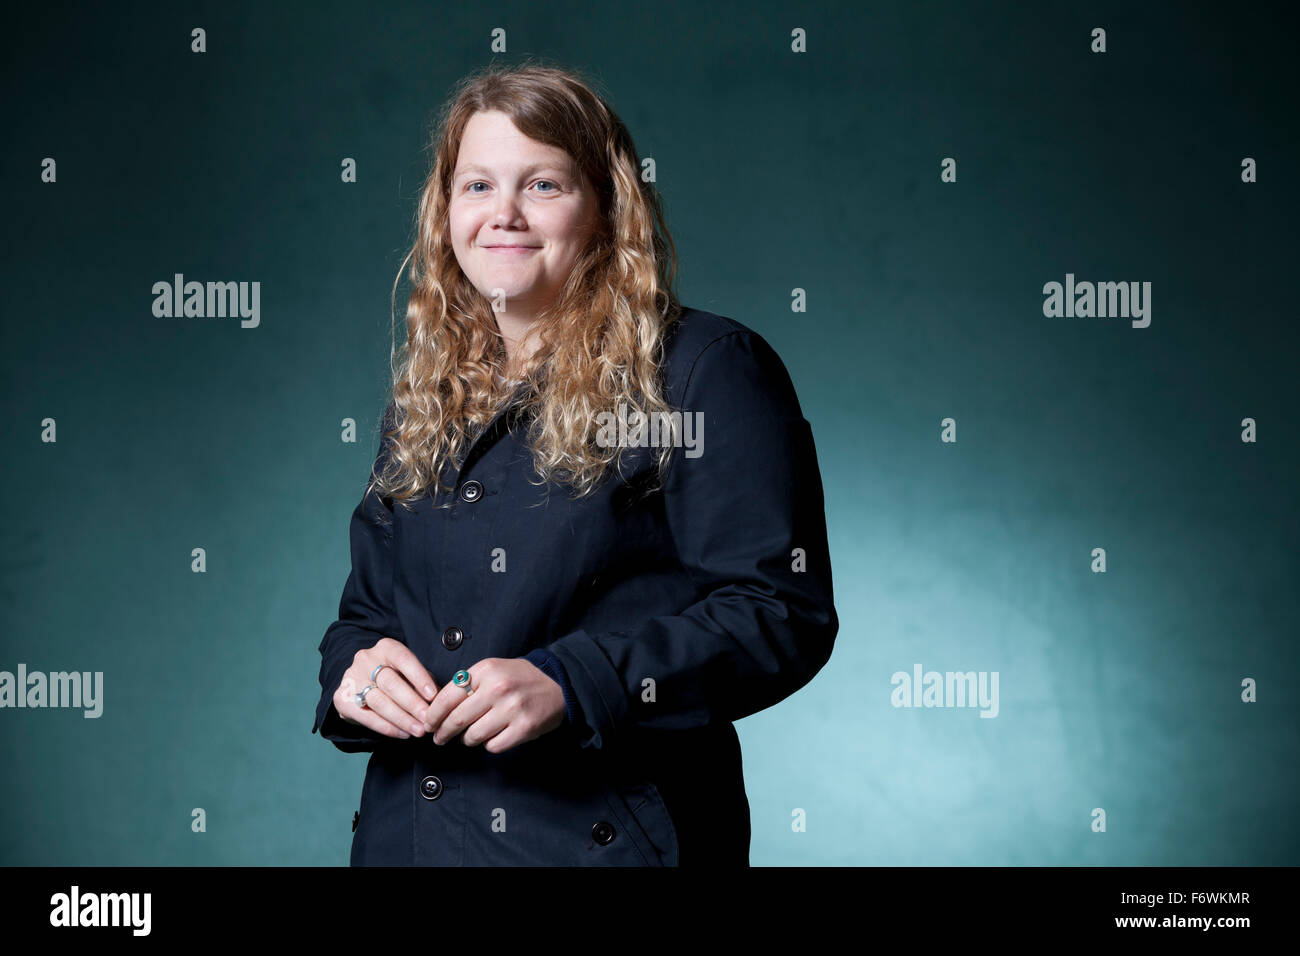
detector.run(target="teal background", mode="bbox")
[1,0,1295,865]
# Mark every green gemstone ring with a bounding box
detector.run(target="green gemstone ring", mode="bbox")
[452,669,474,694]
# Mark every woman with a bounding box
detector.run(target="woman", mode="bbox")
[312,63,838,866]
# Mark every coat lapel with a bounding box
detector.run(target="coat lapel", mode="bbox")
[453,380,532,481]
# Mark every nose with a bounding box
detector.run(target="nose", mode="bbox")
[492,190,526,226]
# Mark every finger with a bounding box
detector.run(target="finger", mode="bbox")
[342,703,411,739]
[480,725,520,754]
[355,684,428,737]
[334,684,412,739]
[381,640,439,701]
[373,666,432,729]
[345,659,424,731]
[461,706,511,749]
[431,684,492,744]
[422,663,480,733]
[422,683,457,736]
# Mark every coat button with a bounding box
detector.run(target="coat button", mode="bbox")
[420,775,443,801]
[459,480,483,502]
[441,625,464,650]
[591,821,616,845]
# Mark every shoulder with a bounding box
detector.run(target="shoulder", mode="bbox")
[660,306,754,370]
[659,306,803,414]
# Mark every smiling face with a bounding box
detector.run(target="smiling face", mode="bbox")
[449,110,599,326]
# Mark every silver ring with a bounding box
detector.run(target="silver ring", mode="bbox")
[355,684,376,708]
[370,663,390,683]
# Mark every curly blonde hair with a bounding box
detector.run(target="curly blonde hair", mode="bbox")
[366,61,683,516]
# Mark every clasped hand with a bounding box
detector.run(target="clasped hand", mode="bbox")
[334,638,566,753]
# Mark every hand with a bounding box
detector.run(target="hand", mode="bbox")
[334,637,438,739]
[425,658,565,754]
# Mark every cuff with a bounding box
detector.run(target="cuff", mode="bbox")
[523,647,581,727]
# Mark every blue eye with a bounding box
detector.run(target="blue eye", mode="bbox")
[464,179,559,194]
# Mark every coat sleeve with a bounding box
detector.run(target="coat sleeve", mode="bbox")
[311,402,405,754]
[544,329,839,750]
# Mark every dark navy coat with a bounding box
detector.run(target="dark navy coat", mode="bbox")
[313,306,838,866]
